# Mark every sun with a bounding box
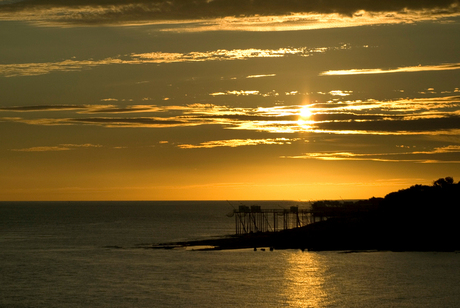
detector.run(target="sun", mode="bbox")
[299,106,312,119]
[297,105,314,131]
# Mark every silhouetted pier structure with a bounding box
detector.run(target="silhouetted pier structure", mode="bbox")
[230,205,323,235]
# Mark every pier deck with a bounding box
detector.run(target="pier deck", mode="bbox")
[230,205,324,235]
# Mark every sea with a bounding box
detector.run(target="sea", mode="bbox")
[1,201,460,308]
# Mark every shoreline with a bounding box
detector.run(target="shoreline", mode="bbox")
[149,222,460,252]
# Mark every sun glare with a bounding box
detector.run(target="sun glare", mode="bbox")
[299,106,313,119]
[297,106,314,131]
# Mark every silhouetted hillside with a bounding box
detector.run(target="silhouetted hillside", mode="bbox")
[375,177,460,251]
[300,177,460,251]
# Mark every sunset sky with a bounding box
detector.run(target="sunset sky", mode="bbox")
[1,0,460,201]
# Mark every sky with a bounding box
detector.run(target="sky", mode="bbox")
[1,0,460,201]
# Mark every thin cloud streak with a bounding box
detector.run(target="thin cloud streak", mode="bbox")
[0,105,86,111]
[10,143,102,152]
[178,138,299,149]
[321,63,460,76]
[0,104,187,114]
[209,90,261,97]
[283,145,460,163]
[0,58,125,77]
[246,74,276,78]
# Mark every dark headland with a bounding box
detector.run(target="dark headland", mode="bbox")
[154,177,460,251]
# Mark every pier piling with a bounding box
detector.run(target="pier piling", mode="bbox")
[232,205,316,235]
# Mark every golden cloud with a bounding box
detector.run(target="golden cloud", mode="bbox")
[178,138,300,149]
[321,63,460,76]
[283,145,460,163]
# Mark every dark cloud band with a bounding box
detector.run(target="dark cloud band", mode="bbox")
[5,0,459,14]
[1,0,459,25]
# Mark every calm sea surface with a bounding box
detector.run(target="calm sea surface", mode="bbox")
[1,201,460,307]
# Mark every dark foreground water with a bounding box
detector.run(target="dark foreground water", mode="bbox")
[1,201,460,307]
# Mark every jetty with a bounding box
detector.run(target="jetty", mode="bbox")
[229,205,324,235]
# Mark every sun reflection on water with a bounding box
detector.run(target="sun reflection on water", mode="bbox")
[283,252,329,307]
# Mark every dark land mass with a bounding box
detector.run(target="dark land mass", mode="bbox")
[153,177,460,251]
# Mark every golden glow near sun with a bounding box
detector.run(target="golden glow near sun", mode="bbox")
[299,106,313,119]
[297,106,314,131]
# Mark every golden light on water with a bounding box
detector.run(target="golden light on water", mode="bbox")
[284,252,327,307]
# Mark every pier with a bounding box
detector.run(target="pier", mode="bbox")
[229,205,324,235]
